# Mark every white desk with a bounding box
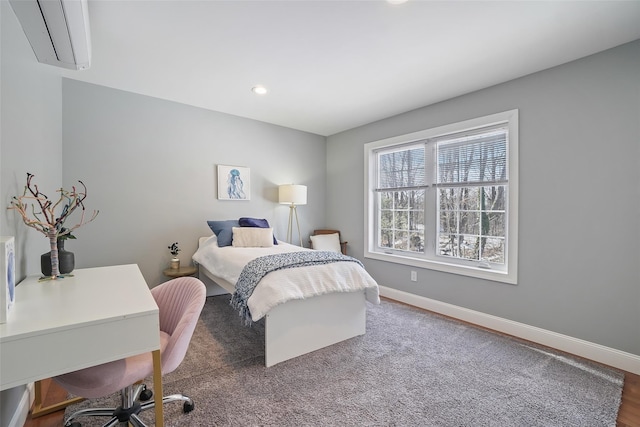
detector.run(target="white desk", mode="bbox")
[0,264,164,426]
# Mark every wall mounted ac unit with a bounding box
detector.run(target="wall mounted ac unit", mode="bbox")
[9,0,91,71]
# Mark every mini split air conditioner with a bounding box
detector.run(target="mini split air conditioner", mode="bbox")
[9,0,91,71]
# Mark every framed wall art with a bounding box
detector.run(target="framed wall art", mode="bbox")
[1,236,15,323]
[217,165,250,201]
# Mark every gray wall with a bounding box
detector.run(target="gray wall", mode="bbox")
[326,40,640,356]
[1,1,64,425]
[1,2,64,278]
[62,79,326,287]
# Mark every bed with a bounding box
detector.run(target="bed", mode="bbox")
[192,232,380,367]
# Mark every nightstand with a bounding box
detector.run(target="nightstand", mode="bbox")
[162,265,198,278]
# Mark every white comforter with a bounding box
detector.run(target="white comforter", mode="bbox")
[192,235,380,321]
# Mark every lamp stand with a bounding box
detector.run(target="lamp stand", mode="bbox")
[286,203,303,247]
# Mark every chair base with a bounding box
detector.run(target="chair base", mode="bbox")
[63,384,194,427]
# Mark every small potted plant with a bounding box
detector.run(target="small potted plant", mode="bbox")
[168,242,181,269]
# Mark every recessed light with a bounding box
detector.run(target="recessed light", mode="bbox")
[252,85,268,95]
[387,0,408,4]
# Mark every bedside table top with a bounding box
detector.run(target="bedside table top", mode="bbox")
[162,265,198,278]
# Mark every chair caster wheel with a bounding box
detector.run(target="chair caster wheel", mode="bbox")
[183,401,195,413]
[139,387,153,401]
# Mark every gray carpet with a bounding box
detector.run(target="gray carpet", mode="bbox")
[66,295,624,426]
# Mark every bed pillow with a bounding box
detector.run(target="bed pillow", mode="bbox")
[232,227,274,247]
[239,217,278,244]
[207,220,239,247]
[310,233,342,253]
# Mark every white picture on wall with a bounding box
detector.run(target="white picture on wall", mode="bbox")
[217,165,250,201]
[1,236,16,324]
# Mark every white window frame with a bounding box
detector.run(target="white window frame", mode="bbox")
[364,110,519,284]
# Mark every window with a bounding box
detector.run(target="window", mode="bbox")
[364,110,518,284]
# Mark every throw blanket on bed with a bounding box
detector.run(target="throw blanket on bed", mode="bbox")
[230,251,364,325]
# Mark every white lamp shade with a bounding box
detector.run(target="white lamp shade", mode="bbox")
[279,184,307,205]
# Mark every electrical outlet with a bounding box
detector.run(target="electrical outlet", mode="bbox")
[410,271,417,282]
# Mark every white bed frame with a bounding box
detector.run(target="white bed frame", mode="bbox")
[196,238,367,367]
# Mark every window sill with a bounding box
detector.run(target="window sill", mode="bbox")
[364,250,517,285]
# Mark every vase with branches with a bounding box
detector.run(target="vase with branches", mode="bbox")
[8,173,99,279]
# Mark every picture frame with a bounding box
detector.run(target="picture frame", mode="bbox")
[217,165,250,201]
[1,236,16,324]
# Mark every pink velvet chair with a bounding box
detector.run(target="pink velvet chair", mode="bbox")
[54,277,207,427]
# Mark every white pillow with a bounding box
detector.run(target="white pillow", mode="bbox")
[232,227,274,247]
[310,233,341,253]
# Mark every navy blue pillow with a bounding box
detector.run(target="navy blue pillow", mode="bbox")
[207,220,239,247]
[239,217,278,245]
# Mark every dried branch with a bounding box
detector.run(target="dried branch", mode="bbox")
[8,173,99,239]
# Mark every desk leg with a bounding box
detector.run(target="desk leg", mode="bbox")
[31,379,84,418]
[152,349,164,427]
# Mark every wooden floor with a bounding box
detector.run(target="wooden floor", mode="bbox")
[619,372,640,427]
[23,371,640,427]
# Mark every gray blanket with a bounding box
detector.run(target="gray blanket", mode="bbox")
[230,251,363,325]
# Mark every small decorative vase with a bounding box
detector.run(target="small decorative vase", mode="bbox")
[170,257,180,270]
[41,238,75,276]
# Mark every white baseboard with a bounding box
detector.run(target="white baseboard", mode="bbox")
[380,286,640,375]
[7,383,33,427]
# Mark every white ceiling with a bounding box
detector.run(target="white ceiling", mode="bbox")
[61,1,640,136]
